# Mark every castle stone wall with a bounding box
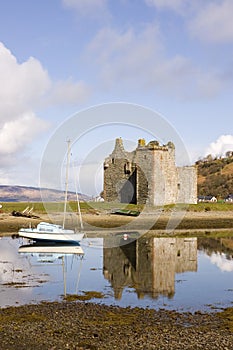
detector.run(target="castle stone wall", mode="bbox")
[103,138,197,205]
[177,166,197,204]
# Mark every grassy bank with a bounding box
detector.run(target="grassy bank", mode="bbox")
[1,201,233,214]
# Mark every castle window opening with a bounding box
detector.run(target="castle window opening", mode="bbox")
[124,162,131,174]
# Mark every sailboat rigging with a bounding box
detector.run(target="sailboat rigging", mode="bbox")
[18,140,85,244]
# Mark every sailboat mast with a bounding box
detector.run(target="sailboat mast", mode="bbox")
[63,140,71,229]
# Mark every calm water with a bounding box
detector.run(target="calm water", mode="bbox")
[0,234,233,312]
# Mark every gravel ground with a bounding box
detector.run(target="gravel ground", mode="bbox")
[0,301,232,350]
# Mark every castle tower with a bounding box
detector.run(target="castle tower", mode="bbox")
[103,138,197,205]
[135,140,177,205]
[104,138,137,203]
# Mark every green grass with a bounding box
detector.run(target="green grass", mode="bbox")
[0,202,46,213]
[187,202,233,212]
[0,201,232,214]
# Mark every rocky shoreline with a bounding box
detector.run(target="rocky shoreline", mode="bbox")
[0,301,233,349]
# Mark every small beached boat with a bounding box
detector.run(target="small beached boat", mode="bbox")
[111,209,140,217]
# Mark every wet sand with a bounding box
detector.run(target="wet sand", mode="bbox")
[0,210,233,235]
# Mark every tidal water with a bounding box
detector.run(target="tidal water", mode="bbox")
[0,234,233,312]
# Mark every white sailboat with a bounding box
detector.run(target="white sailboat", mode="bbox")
[18,141,85,244]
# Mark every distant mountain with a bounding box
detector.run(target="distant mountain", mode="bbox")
[196,154,233,198]
[0,185,90,202]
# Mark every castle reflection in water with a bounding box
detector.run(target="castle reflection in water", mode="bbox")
[103,237,197,300]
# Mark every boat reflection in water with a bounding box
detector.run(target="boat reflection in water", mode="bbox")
[103,236,197,300]
[18,242,84,297]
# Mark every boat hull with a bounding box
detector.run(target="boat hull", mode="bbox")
[18,221,84,244]
[18,229,84,244]
[18,243,84,255]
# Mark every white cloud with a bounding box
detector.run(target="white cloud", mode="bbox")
[145,0,233,44]
[0,42,90,157]
[86,25,226,99]
[50,79,91,106]
[87,25,187,90]
[0,43,50,121]
[205,135,233,157]
[0,42,91,186]
[145,0,188,13]
[0,112,48,155]
[144,0,204,17]
[0,154,42,186]
[195,71,225,98]
[0,43,50,157]
[189,0,233,43]
[62,0,109,19]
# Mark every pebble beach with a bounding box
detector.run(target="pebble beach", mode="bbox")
[1,301,233,350]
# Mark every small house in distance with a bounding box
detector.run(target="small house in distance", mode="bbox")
[225,194,233,203]
[103,138,197,206]
[198,195,217,203]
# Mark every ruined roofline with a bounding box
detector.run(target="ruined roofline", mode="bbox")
[110,137,175,154]
[112,137,175,153]
[137,139,175,151]
[109,137,135,160]
[106,138,176,164]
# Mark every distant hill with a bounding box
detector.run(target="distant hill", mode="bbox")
[196,154,233,198]
[0,185,90,202]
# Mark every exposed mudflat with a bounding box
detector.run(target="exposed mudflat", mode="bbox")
[0,301,233,350]
[0,210,233,235]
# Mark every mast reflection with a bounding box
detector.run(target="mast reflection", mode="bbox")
[18,242,84,297]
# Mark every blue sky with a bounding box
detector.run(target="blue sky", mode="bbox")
[0,0,233,196]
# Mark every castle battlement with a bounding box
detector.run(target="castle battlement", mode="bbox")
[137,139,175,152]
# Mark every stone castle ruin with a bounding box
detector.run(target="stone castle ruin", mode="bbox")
[103,138,197,206]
